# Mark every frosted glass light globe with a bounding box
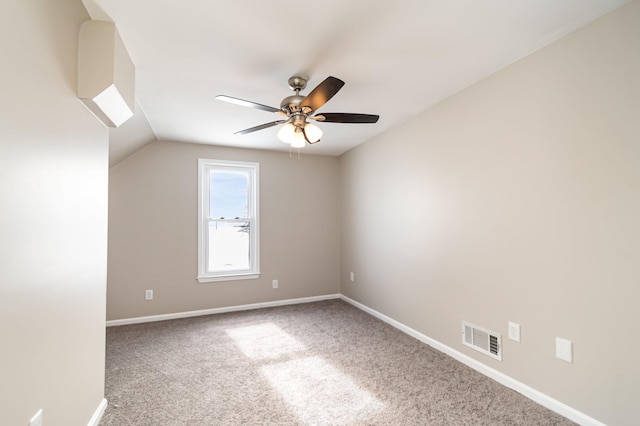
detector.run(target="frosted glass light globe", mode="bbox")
[304,122,322,143]
[291,128,306,148]
[277,123,295,144]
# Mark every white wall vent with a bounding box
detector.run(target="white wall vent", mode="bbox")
[462,321,502,361]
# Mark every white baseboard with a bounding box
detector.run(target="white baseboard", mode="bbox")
[339,295,605,426]
[88,398,107,426]
[106,294,341,327]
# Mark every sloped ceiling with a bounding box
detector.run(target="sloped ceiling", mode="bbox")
[81,0,629,164]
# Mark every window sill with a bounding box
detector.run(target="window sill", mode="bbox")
[197,273,261,283]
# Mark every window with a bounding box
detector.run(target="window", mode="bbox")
[198,159,259,282]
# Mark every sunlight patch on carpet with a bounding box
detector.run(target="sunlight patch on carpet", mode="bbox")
[226,322,307,360]
[261,356,385,425]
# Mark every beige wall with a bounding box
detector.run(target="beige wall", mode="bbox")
[340,2,639,425]
[0,1,108,425]
[107,141,340,320]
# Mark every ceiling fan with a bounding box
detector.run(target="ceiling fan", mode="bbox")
[216,76,379,148]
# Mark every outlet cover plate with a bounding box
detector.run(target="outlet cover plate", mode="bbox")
[508,321,521,342]
[556,337,573,363]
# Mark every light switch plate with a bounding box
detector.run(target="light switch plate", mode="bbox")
[556,337,573,363]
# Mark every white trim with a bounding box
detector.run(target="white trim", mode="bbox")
[106,294,341,327]
[197,273,260,283]
[339,295,606,426]
[87,398,107,426]
[197,158,260,281]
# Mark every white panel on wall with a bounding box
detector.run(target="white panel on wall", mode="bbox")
[78,20,135,127]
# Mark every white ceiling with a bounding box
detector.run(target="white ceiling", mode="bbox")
[82,0,628,163]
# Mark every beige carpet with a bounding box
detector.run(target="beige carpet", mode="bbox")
[100,299,575,425]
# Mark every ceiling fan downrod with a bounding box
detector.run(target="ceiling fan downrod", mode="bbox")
[280,76,309,115]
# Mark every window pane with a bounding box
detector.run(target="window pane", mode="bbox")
[207,221,250,272]
[198,159,259,282]
[209,170,249,219]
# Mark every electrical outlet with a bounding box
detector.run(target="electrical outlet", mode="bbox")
[29,409,43,426]
[350,272,355,282]
[508,321,521,342]
[145,289,153,301]
[272,280,278,289]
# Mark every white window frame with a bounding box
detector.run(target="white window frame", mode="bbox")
[197,159,260,282]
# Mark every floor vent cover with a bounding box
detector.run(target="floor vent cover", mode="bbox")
[462,321,502,361]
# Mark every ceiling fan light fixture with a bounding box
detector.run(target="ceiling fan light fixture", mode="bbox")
[304,122,322,143]
[277,122,295,144]
[217,75,379,148]
[290,127,306,148]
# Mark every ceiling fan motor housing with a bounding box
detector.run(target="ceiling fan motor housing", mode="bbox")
[281,75,311,115]
[280,95,305,114]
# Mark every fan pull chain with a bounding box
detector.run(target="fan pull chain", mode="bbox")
[288,146,302,160]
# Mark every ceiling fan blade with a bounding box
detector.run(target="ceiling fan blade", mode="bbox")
[314,113,379,123]
[301,76,345,112]
[216,95,281,114]
[234,120,286,135]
